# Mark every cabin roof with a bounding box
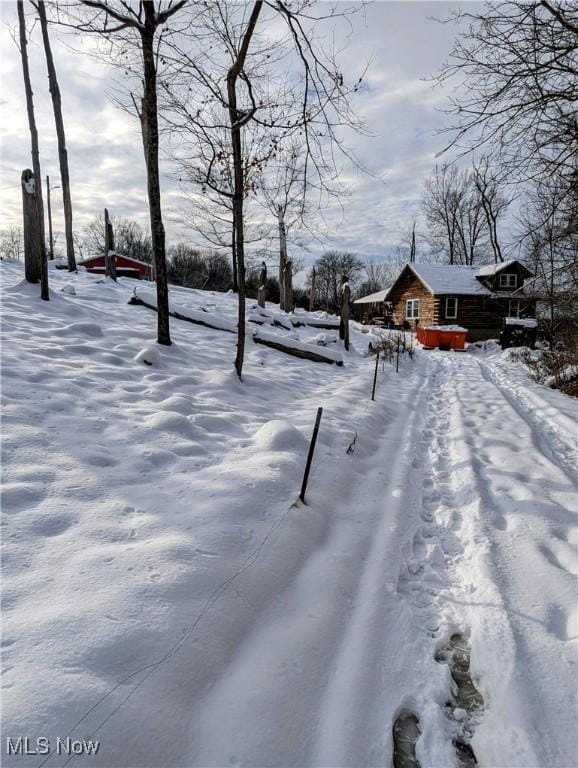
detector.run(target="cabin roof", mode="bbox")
[476,260,531,277]
[353,288,390,304]
[407,263,491,296]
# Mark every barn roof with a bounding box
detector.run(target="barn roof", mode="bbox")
[353,288,390,304]
[408,264,491,296]
[79,254,152,268]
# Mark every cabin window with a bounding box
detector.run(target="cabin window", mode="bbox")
[509,299,520,317]
[499,273,517,288]
[406,299,420,320]
[445,297,458,319]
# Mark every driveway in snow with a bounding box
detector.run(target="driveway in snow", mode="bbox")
[1,264,576,768]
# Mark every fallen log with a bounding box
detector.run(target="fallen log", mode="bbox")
[129,294,236,333]
[129,293,343,366]
[304,319,341,330]
[253,329,343,366]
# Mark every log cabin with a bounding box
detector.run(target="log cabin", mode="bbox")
[352,288,392,324]
[358,261,536,341]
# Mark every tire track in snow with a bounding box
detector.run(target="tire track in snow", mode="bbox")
[446,353,577,768]
[184,358,442,768]
[477,358,578,486]
[394,359,485,767]
[310,365,435,766]
[396,364,466,639]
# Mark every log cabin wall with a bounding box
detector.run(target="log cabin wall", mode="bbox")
[388,267,436,326]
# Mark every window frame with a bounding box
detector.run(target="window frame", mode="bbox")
[406,298,420,320]
[499,273,517,288]
[445,297,458,320]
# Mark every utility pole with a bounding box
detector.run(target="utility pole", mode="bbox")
[46,175,54,260]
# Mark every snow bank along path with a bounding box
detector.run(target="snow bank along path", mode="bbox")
[1,261,577,768]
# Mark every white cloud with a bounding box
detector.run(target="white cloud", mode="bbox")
[0,1,478,269]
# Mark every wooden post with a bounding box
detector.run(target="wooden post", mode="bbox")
[339,275,350,351]
[104,208,116,281]
[258,260,267,308]
[396,333,400,373]
[371,351,380,401]
[21,170,48,299]
[46,175,54,260]
[278,204,287,310]
[284,259,293,313]
[309,266,316,312]
[300,407,323,504]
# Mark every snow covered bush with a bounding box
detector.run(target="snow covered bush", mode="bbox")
[509,345,578,397]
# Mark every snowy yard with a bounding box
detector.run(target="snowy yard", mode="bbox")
[1,261,577,768]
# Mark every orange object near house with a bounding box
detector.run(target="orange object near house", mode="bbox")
[417,326,440,349]
[417,325,467,351]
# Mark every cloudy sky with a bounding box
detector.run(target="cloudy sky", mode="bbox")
[0,2,477,271]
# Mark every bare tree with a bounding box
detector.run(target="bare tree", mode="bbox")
[423,163,486,265]
[357,258,388,298]
[170,122,272,294]
[35,0,76,272]
[311,250,364,313]
[261,143,309,311]
[520,177,578,345]
[81,213,152,262]
[438,1,578,200]
[0,226,24,261]
[61,1,189,345]
[161,1,366,378]
[472,157,511,264]
[17,0,48,299]
[167,244,233,291]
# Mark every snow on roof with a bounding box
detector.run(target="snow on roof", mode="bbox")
[79,254,152,268]
[408,264,491,296]
[476,260,519,277]
[353,288,390,304]
[504,317,537,327]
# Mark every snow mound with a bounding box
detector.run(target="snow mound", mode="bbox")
[159,395,195,415]
[62,321,103,338]
[60,283,76,296]
[144,410,197,437]
[135,345,161,366]
[252,420,307,453]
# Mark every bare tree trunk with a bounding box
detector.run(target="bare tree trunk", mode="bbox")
[231,221,238,292]
[278,204,287,310]
[141,14,170,346]
[309,266,316,312]
[410,222,416,262]
[339,279,350,351]
[18,1,48,300]
[227,0,263,379]
[46,174,54,260]
[22,170,46,288]
[283,259,293,312]
[37,0,76,272]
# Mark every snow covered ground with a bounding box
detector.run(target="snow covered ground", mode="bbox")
[1,260,576,768]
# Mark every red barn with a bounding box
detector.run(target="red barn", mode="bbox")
[78,255,154,281]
